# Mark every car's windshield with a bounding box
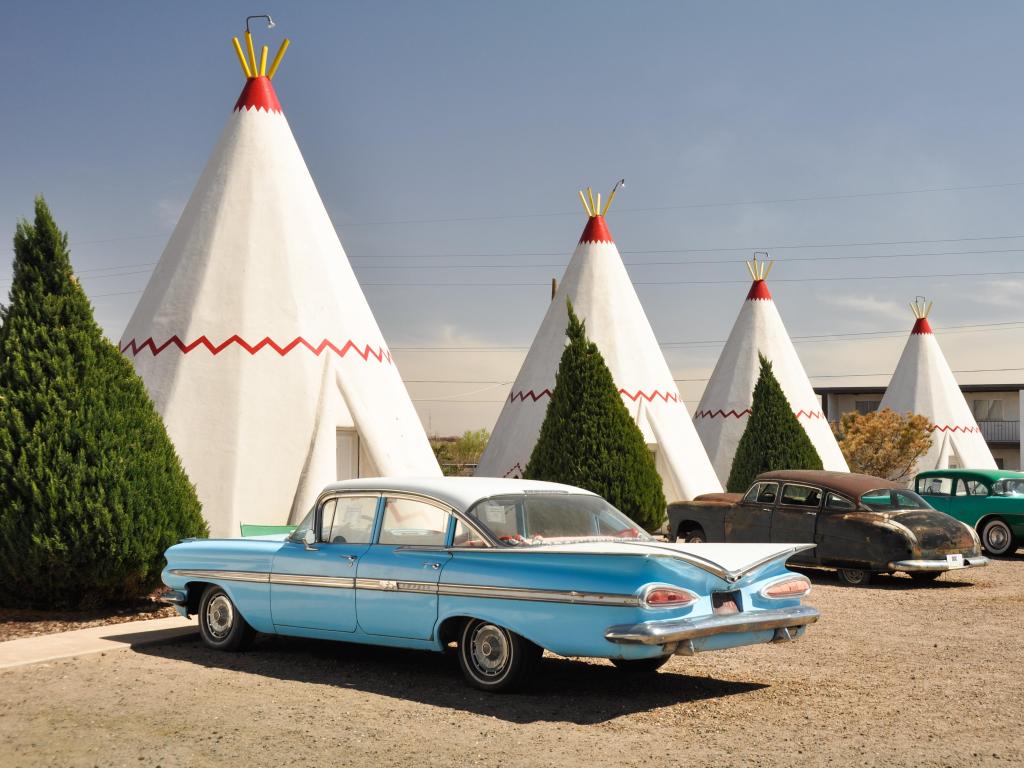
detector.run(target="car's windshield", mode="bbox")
[860,489,933,512]
[991,479,1024,496]
[466,493,652,546]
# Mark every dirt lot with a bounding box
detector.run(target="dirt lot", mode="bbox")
[1,556,1021,768]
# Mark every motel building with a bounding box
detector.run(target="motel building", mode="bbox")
[815,385,1024,471]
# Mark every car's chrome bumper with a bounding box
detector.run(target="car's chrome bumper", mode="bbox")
[160,589,187,606]
[604,605,820,651]
[889,556,989,572]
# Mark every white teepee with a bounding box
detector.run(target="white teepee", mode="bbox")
[120,33,440,537]
[695,257,849,484]
[879,299,996,470]
[475,185,722,502]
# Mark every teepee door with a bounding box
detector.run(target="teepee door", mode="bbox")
[336,429,360,480]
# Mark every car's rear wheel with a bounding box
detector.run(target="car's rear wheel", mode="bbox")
[679,525,706,544]
[909,571,942,583]
[980,518,1017,556]
[198,585,255,651]
[836,568,873,586]
[611,655,672,676]
[457,619,540,692]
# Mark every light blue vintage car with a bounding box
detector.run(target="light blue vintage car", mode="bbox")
[163,477,820,691]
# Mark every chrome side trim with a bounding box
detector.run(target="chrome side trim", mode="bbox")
[269,573,356,589]
[168,569,270,584]
[168,569,638,606]
[437,582,640,607]
[604,605,820,646]
[889,556,989,572]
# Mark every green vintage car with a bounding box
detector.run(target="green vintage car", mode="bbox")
[915,469,1024,556]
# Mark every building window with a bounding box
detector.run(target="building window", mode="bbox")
[972,400,1004,421]
[855,400,879,415]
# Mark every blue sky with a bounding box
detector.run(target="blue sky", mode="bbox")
[3,1,1023,433]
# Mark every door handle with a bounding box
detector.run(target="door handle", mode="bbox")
[423,562,441,570]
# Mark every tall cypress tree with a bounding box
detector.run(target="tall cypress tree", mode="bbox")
[0,198,206,609]
[524,301,666,531]
[726,353,823,492]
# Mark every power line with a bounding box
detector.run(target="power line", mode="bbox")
[358,268,1024,287]
[346,247,1024,270]
[342,180,1024,227]
[391,319,1024,352]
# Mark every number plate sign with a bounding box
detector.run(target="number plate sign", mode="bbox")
[945,553,965,569]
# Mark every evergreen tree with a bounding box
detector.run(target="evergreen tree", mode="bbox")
[524,301,666,531]
[726,353,823,492]
[0,198,207,609]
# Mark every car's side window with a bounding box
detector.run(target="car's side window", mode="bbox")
[920,476,953,496]
[378,497,450,547]
[325,496,379,544]
[318,498,338,542]
[756,482,779,505]
[452,517,489,548]
[825,492,856,512]
[780,484,822,508]
[742,483,762,503]
[954,480,969,497]
[962,480,989,497]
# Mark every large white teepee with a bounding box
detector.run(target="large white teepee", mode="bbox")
[120,33,440,537]
[695,258,849,484]
[879,299,996,470]
[475,186,722,502]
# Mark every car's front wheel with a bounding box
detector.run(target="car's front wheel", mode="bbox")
[458,619,540,692]
[611,655,671,676]
[198,585,255,651]
[836,568,873,586]
[980,518,1017,556]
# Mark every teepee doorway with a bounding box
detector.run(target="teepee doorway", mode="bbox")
[336,429,361,481]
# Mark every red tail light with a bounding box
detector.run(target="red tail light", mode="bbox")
[761,576,812,599]
[641,585,699,608]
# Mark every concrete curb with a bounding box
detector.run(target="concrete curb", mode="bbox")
[0,616,198,670]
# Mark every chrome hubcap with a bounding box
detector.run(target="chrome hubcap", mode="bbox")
[841,569,864,583]
[986,524,1009,551]
[206,594,234,639]
[470,624,510,678]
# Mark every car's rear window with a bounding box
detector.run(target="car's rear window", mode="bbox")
[860,489,932,512]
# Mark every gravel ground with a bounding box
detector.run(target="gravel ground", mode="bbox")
[1,556,1021,768]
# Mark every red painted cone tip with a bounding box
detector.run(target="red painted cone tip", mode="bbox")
[746,279,772,301]
[911,317,933,335]
[234,77,282,114]
[579,215,614,244]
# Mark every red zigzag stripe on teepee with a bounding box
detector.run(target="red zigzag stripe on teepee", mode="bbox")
[695,408,826,420]
[508,388,680,403]
[120,335,393,363]
[930,424,981,434]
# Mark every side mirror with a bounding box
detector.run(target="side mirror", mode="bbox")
[303,529,318,550]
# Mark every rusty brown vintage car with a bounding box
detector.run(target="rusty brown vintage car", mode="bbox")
[667,470,989,585]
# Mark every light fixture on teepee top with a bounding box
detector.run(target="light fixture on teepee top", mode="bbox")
[119,19,440,538]
[476,183,722,502]
[694,252,849,484]
[879,298,996,470]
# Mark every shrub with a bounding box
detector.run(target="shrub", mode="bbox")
[525,301,666,530]
[0,198,207,609]
[835,408,932,481]
[726,353,823,492]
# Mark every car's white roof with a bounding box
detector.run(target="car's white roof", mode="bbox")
[320,476,595,512]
